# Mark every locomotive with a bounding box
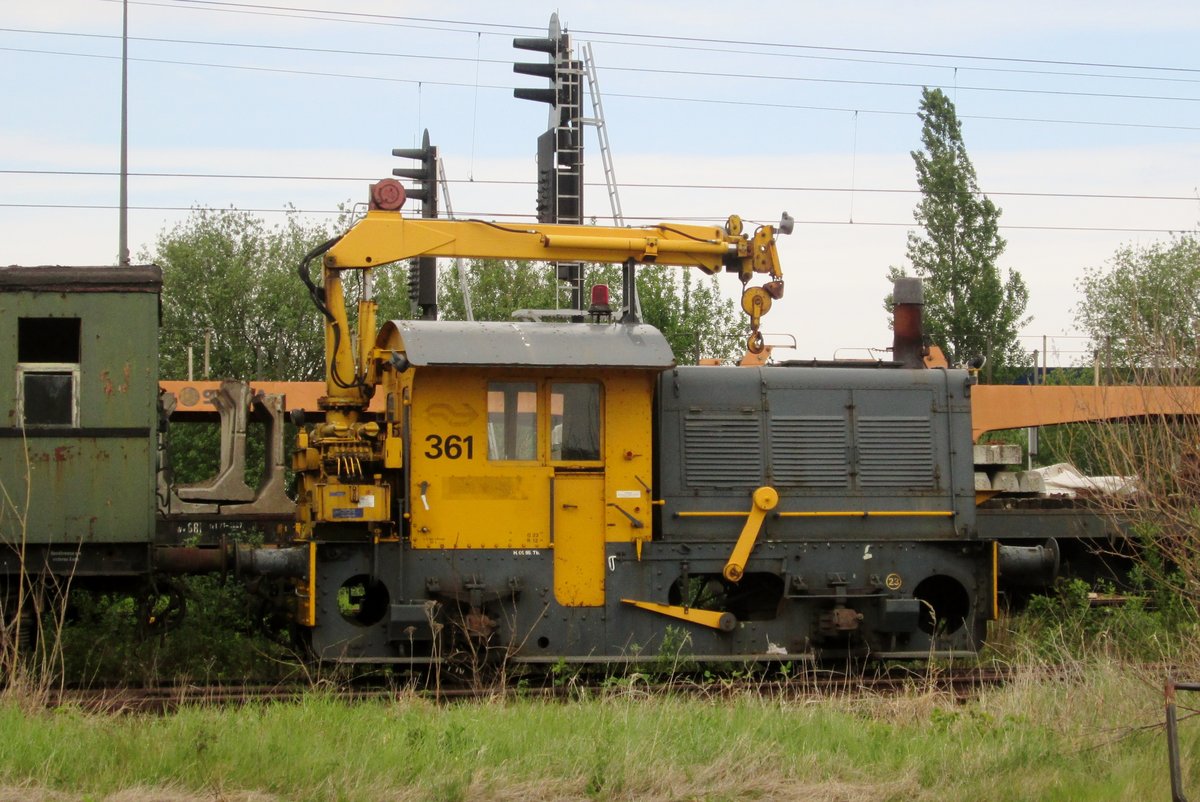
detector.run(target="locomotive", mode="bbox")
[287,184,993,663]
[300,318,989,663]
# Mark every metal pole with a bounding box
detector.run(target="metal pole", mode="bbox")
[1105,335,1113,385]
[1042,334,1048,384]
[118,0,130,266]
[1168,679,1189,802]
[1165,679,1200,802]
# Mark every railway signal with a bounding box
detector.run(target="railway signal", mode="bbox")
[392,129,438,319]
[513,13,585,309]
[512,13,569,121]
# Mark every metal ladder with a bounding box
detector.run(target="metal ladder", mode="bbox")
[581,41,624,227]
[554,54,584,229]
[581,41,638,317]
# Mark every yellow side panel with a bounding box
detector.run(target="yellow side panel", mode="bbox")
[296,541,316,627]
[409,371,551,549]
[553,474,606,607]
[602,372,657,543]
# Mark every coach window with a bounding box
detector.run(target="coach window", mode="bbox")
[16,317,81,427]
[550,382,601,462]
[487,381,538,461]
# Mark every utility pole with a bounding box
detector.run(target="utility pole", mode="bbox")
[118,0,130,266]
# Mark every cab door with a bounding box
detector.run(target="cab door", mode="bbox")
[549,381,606,607]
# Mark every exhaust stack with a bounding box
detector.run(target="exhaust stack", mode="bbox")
[892,277,928,369]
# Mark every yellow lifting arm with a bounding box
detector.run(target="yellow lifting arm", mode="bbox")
[304,184,788,414]
[723,486,779,583]
[322,208,783,284]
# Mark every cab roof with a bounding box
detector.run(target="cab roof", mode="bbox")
[376,320,675,370]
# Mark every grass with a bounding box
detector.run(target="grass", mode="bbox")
[3,571,1198,801]
[0,657,1196,802]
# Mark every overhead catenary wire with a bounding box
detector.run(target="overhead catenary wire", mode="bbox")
[4,169,1198,204]
[0,202,1188,236]
[97,1,1200,77]
[5,32,1200,107]
[68,4,1200,95]
[5,44,1200,135]
[3,9,1193,242]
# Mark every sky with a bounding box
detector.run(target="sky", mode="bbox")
[2,0,1198,365]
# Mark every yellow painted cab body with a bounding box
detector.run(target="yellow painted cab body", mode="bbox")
[375,320,673,608]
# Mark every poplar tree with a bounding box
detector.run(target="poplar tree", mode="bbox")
[890,88,1029,381]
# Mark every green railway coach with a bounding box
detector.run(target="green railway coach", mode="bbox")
[0,265,161,580]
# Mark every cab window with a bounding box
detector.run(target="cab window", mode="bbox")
[551,382,601,462]
[487,382,538,460]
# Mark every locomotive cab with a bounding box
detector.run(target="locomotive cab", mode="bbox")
[377,320,671,598]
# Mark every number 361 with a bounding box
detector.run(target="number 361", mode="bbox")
[424,434,474,459]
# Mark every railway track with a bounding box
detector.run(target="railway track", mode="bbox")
[38,666,1030,713]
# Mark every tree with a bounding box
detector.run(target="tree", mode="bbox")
[1053,232,1200,616]
[889,87,1029,381]
[153,208,325,382]
[633,264,742,364]
[1074,233,1200,379]
[437,258,565,324]
[149,207,411,482]
[438,260,743,364]
[150,207,411,382]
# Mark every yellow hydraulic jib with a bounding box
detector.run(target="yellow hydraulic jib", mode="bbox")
[539,234,730,264]
[319,205,788,358]
[621,599,736,632]
[322,213,744,274]
[723,486,778,583]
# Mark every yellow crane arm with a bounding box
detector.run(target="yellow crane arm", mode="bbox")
[321,208,784,287]
[307,187,788,413]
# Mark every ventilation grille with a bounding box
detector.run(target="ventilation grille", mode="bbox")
[770,416,849,487]
[684,415,762,486]
[858,417,935,488]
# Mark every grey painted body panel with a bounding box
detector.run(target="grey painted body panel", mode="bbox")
[656,365,977,541]
[309,538,989,663]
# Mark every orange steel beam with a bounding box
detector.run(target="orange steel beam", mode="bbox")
[160,381,383,416]
[972,384,1200,441]
[162,381,1200,440]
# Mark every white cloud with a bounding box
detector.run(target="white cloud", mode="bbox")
[4,0,1197,364]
